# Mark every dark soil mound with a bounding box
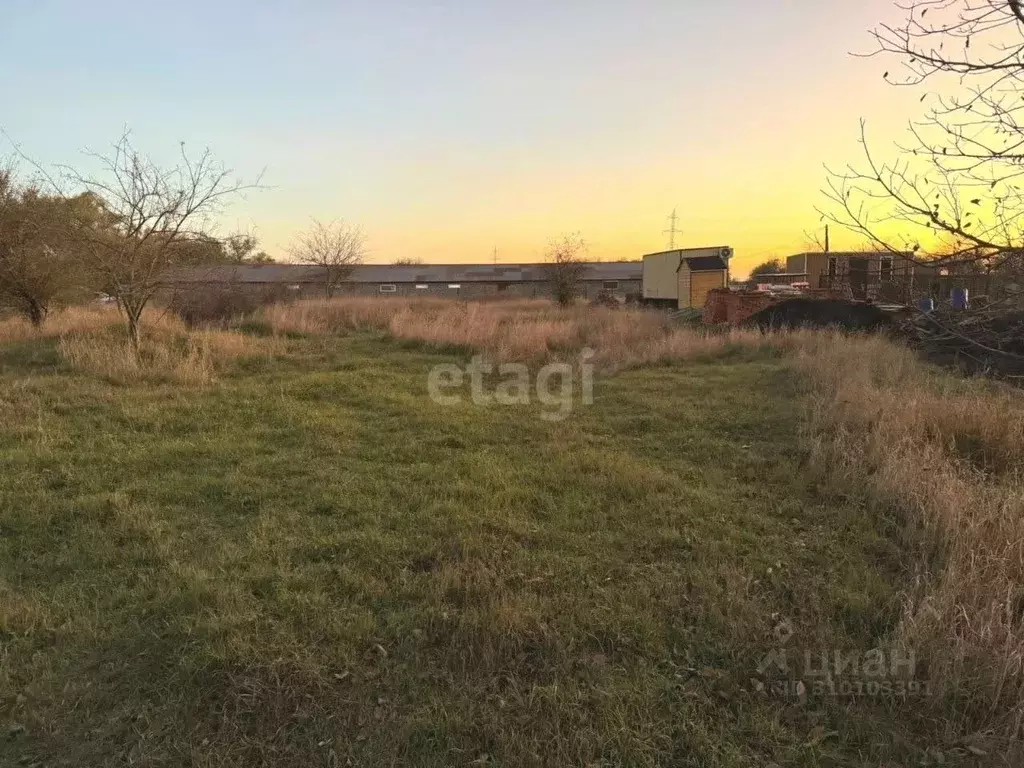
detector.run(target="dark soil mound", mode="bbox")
[744,298,894,331]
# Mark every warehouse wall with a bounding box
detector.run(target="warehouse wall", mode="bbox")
[216,280,642,302]
[642,253,682,300]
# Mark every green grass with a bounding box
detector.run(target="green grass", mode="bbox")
[0,332,946,766]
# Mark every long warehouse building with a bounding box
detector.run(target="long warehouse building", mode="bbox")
[167,262,643,301]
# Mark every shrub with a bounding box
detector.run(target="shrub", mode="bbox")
[168,282,291,327]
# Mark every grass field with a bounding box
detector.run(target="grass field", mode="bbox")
[0,303,1018,766]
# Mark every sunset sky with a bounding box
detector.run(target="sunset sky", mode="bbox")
[1,1,929,274]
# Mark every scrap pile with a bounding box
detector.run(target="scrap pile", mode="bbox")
[903,295,1024,378]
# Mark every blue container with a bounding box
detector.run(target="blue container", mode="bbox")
[919,297,935,313]
[951,288,970,310]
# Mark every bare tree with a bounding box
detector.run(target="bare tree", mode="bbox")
[289,219,366,298]
[58,133,257,351]
[393,257,423,266]
[0,167,96,325]
[544,233,590,306]
[824,0,1024,270]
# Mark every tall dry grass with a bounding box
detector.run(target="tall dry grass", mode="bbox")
[794,332,1024,737]
[0,303,277,384]
[0,304,200,344]
[0,305,122,343]
[257,297,792,369]
[56,323,279,385]
[57,332,214,384]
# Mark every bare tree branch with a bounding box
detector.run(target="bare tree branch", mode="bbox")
[54,133,260,350]
[288,219,366,298]
[824,1,1024,271]
[544,233,590,306]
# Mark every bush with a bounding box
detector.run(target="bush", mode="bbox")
[168,282,291,327]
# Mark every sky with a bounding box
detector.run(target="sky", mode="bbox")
[0,1,929,274]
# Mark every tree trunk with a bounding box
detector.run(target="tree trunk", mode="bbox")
[26,300,47,328]
[126,309,142,355]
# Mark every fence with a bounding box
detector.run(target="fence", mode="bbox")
[819,268,1019,304]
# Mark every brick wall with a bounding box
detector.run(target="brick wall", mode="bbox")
[702,290,779,325]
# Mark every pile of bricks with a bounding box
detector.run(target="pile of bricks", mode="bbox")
[703,288,841,325]
[702,290,779,325]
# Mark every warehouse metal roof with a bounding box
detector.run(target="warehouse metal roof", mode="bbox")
[643,246,732,258]
[166,261,643,284]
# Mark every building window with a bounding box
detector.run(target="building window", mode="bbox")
[379,284,397,294]
[448,284,461,290]
[880,257,893,282]
[415,284,428,290]
[602,281,618,290]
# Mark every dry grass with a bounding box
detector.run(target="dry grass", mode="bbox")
[0,304,200,344]
[57,332,214,384]
[58,326,279,385]
[793,332,1024,738]
[257,297,793,369]
[7,299,793,376]
[190,327,281,361]
[3,305,283,384]
[0,305,122,342]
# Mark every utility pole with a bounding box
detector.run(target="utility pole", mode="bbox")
[663,208,683,250]
[492,246,498,265]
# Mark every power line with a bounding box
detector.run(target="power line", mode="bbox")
[663,208,683,250]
